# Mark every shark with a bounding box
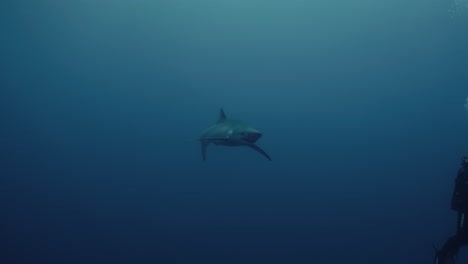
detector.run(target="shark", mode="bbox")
[199,108,272,161]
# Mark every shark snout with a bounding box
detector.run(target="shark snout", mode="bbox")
[241,131,262,143]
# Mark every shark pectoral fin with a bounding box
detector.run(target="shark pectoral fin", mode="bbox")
[201,141,209,161]
[248,144,272,161]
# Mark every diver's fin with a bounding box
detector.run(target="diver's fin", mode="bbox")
[218,108,227,123]
[247,144,272,161]
[201,141,209,161]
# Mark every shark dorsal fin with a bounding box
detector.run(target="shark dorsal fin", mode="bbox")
[218,108,227,123]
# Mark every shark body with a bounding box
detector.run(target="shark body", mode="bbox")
[199,108,272,161]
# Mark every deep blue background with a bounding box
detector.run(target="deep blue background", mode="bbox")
[1,0,468,263]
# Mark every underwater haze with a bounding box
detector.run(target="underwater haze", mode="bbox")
[1,0,468,263]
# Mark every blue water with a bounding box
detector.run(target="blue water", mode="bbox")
[1,1,468,263]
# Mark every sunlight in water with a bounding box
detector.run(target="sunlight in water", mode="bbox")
[464,97,468,114]
[450,0,468,18]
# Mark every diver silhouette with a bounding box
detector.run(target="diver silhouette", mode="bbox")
[434,157,468,264]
